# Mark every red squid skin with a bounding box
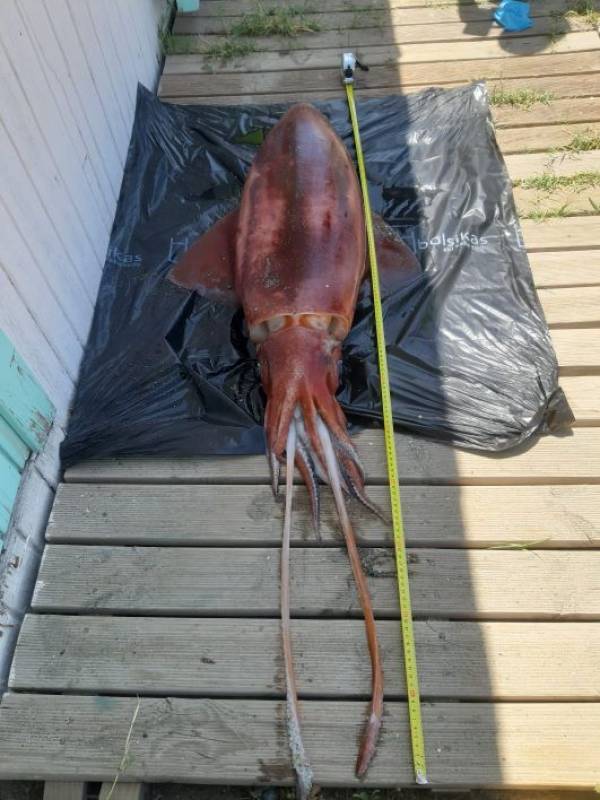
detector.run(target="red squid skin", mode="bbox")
[235,104,366,334]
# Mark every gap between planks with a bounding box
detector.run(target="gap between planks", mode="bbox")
[1,694,599,786]
[12,616,600,701]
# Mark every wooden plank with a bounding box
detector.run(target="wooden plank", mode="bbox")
[172,14,582,51]
[516,186,600,217]
[43,784,86,800]
[497,122,600,154]
[553,328,600,372]
[539,286,600,326]
[562,375,600,422]
[506,150,600,181]
[162,31,600,75]
[173,0,590,36]
[496,97,600,128]
[32,545,600,619]
[521,214,600,250]
[158,51,600,97]
[99,784,145,800]
[178,0,574,28]
[529,250,600,286]
[46,483,600,548]
[163,73,600,108]
[0,330,55,451]
[190,0,569,13]
[0,694,598,786]
[13,616,600,701]
[64,427,600,485]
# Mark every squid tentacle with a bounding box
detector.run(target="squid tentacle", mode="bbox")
[295,437,321,535]
[316,416,384,778]
[281,421,313,799]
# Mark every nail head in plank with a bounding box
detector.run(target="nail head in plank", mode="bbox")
[12,616,600,701]
[1,694,599,786]
[46,484,600,547]
[32,546,600,619]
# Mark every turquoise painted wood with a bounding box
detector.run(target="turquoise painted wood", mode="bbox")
[0,331,56,542]
[0,331,55,452]
[176,0,200,11]
[0,418,29,471]
[0,449,21,535]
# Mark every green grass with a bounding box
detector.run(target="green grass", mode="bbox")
[489,87,555,110]
[162,33,257,60]
[230,4,320,37]
[203,38,257,60]
[518,171,600,192]
[162,33,199,54]
[565,0,600,27]
[558,129,600,154]
[520,202,572,220]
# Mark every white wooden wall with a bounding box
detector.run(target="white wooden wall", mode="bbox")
[0,0,169,685]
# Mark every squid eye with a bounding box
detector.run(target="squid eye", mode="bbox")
[267,316,286,333]
[249,322,268,343]
[303,314,330,331]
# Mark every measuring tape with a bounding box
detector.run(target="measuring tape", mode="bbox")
[342,52,428,786]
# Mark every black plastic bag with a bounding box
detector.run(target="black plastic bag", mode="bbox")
[61,84,572,467]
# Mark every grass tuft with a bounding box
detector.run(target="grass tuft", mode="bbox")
[230,4,320,37]
[521,202,573,221]
[518,171,600,192]
[489,87,555,110]
[558,129,600,154]
[565,0,600,27]
[203,37,257,60]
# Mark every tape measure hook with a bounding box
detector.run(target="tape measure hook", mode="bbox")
[341,51,369,84]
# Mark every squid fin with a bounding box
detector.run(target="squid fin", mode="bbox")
[370,213,421,295]
[168,208,240,305]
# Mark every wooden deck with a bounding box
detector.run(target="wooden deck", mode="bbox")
[1,0,600,793]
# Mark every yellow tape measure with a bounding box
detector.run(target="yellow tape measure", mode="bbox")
[343,55,428,786]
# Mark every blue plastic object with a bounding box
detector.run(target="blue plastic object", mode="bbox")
[494,0,533,31]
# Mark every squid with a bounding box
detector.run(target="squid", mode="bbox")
[169,103,420,797]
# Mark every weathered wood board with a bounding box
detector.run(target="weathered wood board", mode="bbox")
[1,694,599,786]
[12,615,600,701]
[158,51,600,98]
[63,427,600,485]
[32,545,600,619]
[46,483,600,547]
